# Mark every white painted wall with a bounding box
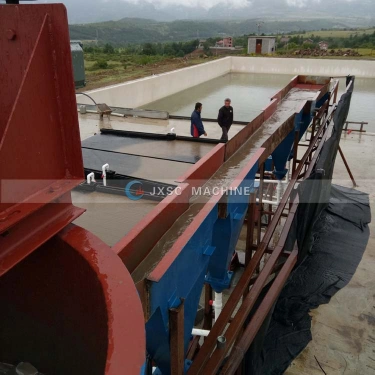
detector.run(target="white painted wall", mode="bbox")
[77,57,232,108]
[231,56,375,78]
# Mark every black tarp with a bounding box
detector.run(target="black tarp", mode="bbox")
[246,185,371,374]
[243,77,372,374]
[292,75,356,262]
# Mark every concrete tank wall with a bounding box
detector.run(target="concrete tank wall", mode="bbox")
[231,57,375,78]
[77,56,374,108]
[77,57,232,108]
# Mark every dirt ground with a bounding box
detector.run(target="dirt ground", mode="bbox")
[78,56,219,91]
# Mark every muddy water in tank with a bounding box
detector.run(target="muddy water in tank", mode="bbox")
[143,73,295,121]
[145,73,375,131]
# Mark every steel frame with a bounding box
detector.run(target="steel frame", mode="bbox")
[186,94,338,375]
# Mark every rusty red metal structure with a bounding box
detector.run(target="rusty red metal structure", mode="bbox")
[0,4,145,374]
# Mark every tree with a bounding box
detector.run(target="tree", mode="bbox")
[287,42,299,50]
[103,43,115,54]
[84,45,94,53]
[142,43,157,55]
[303,43,316,50]
[93,59,108,70]
[203,42,210,55]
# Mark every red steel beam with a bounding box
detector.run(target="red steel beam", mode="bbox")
[225,112,265,161]
[263,99,279,122]
[271,76,298,102]
[175,143,225,191]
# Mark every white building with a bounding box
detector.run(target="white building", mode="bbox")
[318,41,329,51]
[248,36,276,55]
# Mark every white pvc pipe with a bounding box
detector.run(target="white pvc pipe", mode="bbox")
[255,179,287,184]
[286,160,291,183]
[276,180,282,204]
[212,292,223,322]
[191,328,210,337]
[102,163,109,187]
[87,172,96,185]
[257,198,278,206]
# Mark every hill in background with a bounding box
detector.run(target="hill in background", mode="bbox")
[69,18,367,46]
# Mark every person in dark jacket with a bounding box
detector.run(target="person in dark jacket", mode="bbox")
[191,102,207,138]
[217,98,233,142]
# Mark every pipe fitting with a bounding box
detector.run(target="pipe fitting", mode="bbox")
[87,172,96,185]
[102,164,109,187]
[217,336,226,350]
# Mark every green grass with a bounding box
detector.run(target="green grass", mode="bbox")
[357,48,375,56]
[294,28,375,39]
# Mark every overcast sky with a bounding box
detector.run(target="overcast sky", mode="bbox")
[29,0,364,9]
[3,0,371,24]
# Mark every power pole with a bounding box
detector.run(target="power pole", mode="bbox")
[257,22,264,36]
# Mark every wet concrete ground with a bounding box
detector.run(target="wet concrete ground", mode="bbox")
[285,133,375,375]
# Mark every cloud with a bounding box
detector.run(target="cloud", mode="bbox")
[122,0,252,10]
[286,0,361,6]
[286,0,323,7]
[286,0,308,6]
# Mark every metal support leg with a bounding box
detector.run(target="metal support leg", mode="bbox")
[256,165,265,274]
[338,146,357,187]
[333,83,339,104]
[170,299,185,375]
[244,192,256,299]
[245,193,256,268]
[257,164,265,247]
[292,130,300,178]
